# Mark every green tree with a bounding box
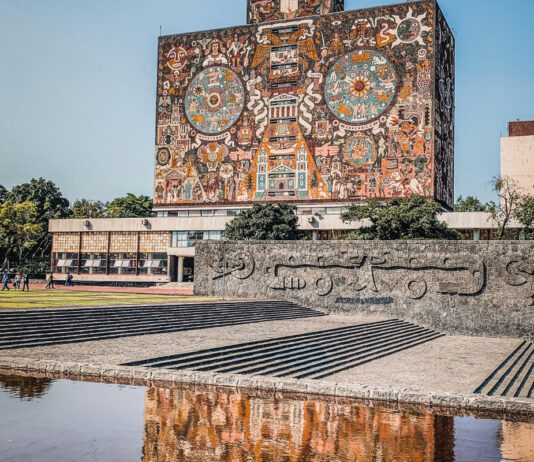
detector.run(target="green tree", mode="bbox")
[0,201,44,270]
[487,176,524,240]
[4,179,70,273]
[106,193,154,218]
[454,195,488,212]
[341,195,460,240]
[0,185,8,204]
[224,204,303,240]
[72,199,108,218]
[515,195,534,240]
[6,178,70,222]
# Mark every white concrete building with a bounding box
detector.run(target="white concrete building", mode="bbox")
[501,121,534,196]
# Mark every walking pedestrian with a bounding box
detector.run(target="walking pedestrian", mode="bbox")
[1,272,10,291]
[14,274,21,291]
[22,273,30,291]
[45,273,55,290]
[65,272,73,287]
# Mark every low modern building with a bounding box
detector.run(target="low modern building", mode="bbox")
[50,210,520,284]
[501,120,534,196]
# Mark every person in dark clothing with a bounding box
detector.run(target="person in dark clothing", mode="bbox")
[45,273,55,290]
[22,274,30,291]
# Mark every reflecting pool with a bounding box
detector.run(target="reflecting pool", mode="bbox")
[1,373,533,461]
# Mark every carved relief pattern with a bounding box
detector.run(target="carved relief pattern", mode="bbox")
[505,258,534,306]
[205,244,534,309]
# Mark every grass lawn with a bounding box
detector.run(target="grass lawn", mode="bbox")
[0,290,217,309]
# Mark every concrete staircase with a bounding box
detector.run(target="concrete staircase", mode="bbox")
[123,319,444,380]
[475,341,534,399]
[0,301,325,350]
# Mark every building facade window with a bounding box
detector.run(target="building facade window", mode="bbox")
[52,253,79,274]
[109,253,137,274]
[80,253,107,274]
[171,231,222,247]
[138,253,168,275]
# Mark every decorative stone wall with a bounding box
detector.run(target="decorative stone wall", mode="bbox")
[195,241,534,338]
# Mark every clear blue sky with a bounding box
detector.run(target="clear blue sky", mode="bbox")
[1,0,533,203]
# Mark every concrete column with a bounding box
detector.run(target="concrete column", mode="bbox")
[312,231,318,241]
[473,229,480,241]
[177,256,184,283]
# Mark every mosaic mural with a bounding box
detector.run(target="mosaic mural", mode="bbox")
[154,0,455,208]
[247,0,345,24]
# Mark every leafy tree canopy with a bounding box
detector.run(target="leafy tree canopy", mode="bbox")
[0,201,44,270]
[224,204,303,240]
[0,185,7,204]
[341,195,460,240]
[72,199,108,219]
[6,178,70,223]
[105,193,154,218]
[454,195,488,212]
[515,195,534,240]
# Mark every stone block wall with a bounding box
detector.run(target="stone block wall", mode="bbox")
[195,241,534,338]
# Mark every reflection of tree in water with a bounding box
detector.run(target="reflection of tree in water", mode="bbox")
[0,373,53,400]
[142,386,455,461]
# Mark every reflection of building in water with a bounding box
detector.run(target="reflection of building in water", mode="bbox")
[500,421,534,461]
[142,386,455,461]
[0,373,53,400]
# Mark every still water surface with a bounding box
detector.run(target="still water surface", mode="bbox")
[0,373,533,461]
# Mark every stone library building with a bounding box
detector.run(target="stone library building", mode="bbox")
[50,0,503,285]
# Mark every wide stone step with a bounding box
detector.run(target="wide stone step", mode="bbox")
[123,319,402,367]
[0,304,318,339]
[475,341,534,399]
[136,320,410,371]
[0,302,324,350]
[123,320,443,380]
[0,301,305,326]
[201,324,424,375]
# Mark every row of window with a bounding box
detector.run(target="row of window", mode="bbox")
[52,253,168,275]
[171,231,222,248]
[157,210,246,217]
[156,209,345,218]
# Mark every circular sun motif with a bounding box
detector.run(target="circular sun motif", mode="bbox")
[325,50,397,125]
[185,66,245,134]
[397,18,422,42]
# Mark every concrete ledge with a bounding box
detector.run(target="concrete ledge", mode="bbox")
[1,356,533,421]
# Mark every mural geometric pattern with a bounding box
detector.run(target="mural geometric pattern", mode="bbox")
[325,50,397,125]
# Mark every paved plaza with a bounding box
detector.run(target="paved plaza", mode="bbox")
[0,300,530,408]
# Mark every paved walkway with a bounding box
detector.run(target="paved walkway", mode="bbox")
[27,284,193,296]
[0,303,524,400]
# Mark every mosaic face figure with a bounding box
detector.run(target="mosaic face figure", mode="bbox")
[325,50,397,125]
[185,67,245,134]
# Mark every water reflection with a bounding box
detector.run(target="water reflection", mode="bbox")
[0,373,53,400]
[500,422,534,461]
[1,373,534,461]
[143,387,455,461]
